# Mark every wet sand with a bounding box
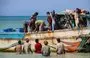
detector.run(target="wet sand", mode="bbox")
[0,52,90,58]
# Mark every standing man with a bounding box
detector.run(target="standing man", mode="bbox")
[24,21,28,33]
[74,8,81,29]
[46,10,55,32]
[51,10,56,32]
[29,12,38,32]
[47,12,52,30]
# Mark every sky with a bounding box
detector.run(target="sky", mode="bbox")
[0,0,90,16]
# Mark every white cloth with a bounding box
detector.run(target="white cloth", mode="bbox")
[74,12,79,28]
[42,45,50,56]
[56,42,64,54]
[23,42,31,54]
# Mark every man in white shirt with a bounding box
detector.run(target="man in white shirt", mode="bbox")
[42,41,50,56]
[23,39,33,54]
[56,38,65,54]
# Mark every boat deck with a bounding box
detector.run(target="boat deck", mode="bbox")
[25,29,90,39]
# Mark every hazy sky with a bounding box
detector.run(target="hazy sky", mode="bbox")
[0,0,90,16]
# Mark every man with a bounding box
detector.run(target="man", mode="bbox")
[24,21,28,33]
[35,20,45,32]
[15,40,22,54]
[29,12,38,32]
[51,10,56,32]
[56,38,65,54]
[42,41,50,56]
[23,39,33,54]
[35,39,42,54]
[47,12,52,30]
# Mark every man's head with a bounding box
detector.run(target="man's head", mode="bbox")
[76,8,81,13]
[18,40,22,45]
[52,10,55,17]
[35,39,39,43]
[57,38,61,43]
[47,12,50,16]
[33,12,38,16]
[26,38,29,43]
[44,41,48,45]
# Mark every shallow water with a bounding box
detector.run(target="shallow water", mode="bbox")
[0,53,90,58]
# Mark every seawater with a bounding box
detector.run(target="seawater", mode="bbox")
[0,16,47,39]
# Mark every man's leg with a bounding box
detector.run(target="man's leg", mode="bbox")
[52,23,54,32]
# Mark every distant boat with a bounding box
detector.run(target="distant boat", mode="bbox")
[3,28,16,32]
[3,28,24,33]
[16,28,24,33]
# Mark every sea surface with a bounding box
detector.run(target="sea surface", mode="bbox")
[0,16,47,39]
[0,16,47,31]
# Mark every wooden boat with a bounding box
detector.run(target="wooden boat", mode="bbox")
[0,29,90,52]
[62,40,81,52]
[25,29,90,39]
